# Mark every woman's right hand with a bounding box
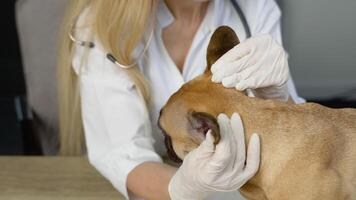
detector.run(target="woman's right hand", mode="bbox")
[168,113,260,200]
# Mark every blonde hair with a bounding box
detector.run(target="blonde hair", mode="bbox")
[58,0,155,155]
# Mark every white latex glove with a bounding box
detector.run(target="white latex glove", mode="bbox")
[168,113,260,200]
[211,34,290,101]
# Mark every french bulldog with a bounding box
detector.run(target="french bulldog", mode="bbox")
[158,26,356,200]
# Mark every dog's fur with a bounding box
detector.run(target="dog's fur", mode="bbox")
[158,26,356,200]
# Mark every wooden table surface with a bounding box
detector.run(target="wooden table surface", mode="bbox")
[0,156,125,200]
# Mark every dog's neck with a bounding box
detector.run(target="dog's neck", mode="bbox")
[196,74,300,193]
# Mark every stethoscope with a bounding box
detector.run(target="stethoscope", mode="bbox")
[68,24,154,69]
[68,0,251,70]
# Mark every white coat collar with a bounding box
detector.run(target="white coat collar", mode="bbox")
[156,0,174,29]
[156,0,221,34]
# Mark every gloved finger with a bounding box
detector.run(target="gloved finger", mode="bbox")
[195,130,216,159]
[230,113,246,171]
[221,73,238,88]
[215,113,231,153]
[245,89,256,97]
[221,52,266,87]
[213,56,251,84]
[225,115,239,171]
[215,54,250,76]
[224,44,251,62]
[237,61,261,80]
[235,75,264,91]
[223,63,260,89]
[243,133,260,177]
[221,73,236,88]
[211,60,223,74]
[229,133,260,189]
[211,70,223,83]
[210,114,233,167]
[230,170,253,190]
[235,82,247,91]
[211,44,251,73]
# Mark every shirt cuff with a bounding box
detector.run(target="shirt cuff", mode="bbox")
[88,139,163,199]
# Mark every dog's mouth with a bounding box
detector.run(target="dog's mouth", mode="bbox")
[158,113,183,164]
[163,134,183,163]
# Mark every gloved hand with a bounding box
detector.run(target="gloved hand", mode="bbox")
[168,113,260,200]
[211,34,290,101]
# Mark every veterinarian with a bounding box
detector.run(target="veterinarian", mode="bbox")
[59,0,305,199]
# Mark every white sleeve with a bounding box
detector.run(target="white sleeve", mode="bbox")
[238,0,306,103]
[72,42,162,199]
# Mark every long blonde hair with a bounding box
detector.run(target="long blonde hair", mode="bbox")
[58,0,155,155]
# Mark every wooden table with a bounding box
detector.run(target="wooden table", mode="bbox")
[0,156,125,200]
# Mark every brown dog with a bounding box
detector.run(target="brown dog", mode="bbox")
[158,26,356,200]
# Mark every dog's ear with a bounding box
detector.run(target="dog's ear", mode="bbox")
[187,111,220,145]
[205,26,240,73]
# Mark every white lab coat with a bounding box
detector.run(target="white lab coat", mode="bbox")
[72,0,305,199]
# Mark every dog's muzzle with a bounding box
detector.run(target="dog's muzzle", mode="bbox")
[164,134,183,163]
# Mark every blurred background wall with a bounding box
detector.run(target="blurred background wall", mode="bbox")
[0,0,68,155]
[16,0,69,155]
[0,0,25,154]
[280,0,356,101]
[0,0,355,155]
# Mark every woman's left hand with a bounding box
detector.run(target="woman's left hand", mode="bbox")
[168,113,260,200]
[211,34,290,101]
